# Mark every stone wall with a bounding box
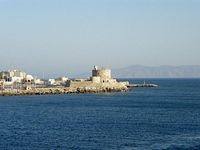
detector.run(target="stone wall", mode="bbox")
[66,80,94,88]
[66,80,127,89]
[91,76,101,83]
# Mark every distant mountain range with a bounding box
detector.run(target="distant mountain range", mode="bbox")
[112,65,200,78]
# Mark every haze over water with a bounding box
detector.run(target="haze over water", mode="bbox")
[0,0,200,77]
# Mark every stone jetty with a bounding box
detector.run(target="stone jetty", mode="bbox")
[0,86,128,96]
[127,84,159,88]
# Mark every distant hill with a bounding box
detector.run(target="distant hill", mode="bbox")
[112,65,200,78]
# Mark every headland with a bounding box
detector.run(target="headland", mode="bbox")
[0,66,158,96]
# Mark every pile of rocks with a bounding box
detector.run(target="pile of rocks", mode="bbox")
[77,86,128,93]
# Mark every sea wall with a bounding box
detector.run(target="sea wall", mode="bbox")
[67,80,128,89]
[0,86,128,96]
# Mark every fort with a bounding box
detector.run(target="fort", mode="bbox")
[66,66,128,90]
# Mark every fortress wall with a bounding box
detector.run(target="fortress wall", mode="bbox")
[67,80,127,89]
[91,76,101,83]
[100,82,127,88]
[66,80,94,88]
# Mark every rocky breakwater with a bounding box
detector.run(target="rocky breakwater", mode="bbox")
[0,87,77,96]
[0,86,128,96]
[76,86,128,93]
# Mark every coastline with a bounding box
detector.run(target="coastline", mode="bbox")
[0,86,128,96]
[0,67,159,97]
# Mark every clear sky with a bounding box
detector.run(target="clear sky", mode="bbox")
[0,0,200,77]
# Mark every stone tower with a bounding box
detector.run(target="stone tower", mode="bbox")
[92,66,111,83]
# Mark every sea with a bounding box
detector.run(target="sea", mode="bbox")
[0,79,200,150]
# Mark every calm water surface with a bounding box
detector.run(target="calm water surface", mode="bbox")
[0,79,200,150]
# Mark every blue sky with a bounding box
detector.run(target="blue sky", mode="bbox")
[0,0,200,77]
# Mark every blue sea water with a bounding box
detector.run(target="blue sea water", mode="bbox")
[0,79,200,150]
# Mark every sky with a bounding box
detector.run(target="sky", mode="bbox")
[0,0,200,77]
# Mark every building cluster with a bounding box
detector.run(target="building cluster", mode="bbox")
[0,70,68,90]
[0,66,128,91]
[0,70,26,84]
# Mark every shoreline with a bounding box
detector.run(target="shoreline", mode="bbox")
[0,86,128,97]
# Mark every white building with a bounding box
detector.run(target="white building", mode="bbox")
[48,79,56,85]
[0,70,36,86]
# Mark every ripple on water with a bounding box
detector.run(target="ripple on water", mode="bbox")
[0,79,200,149]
